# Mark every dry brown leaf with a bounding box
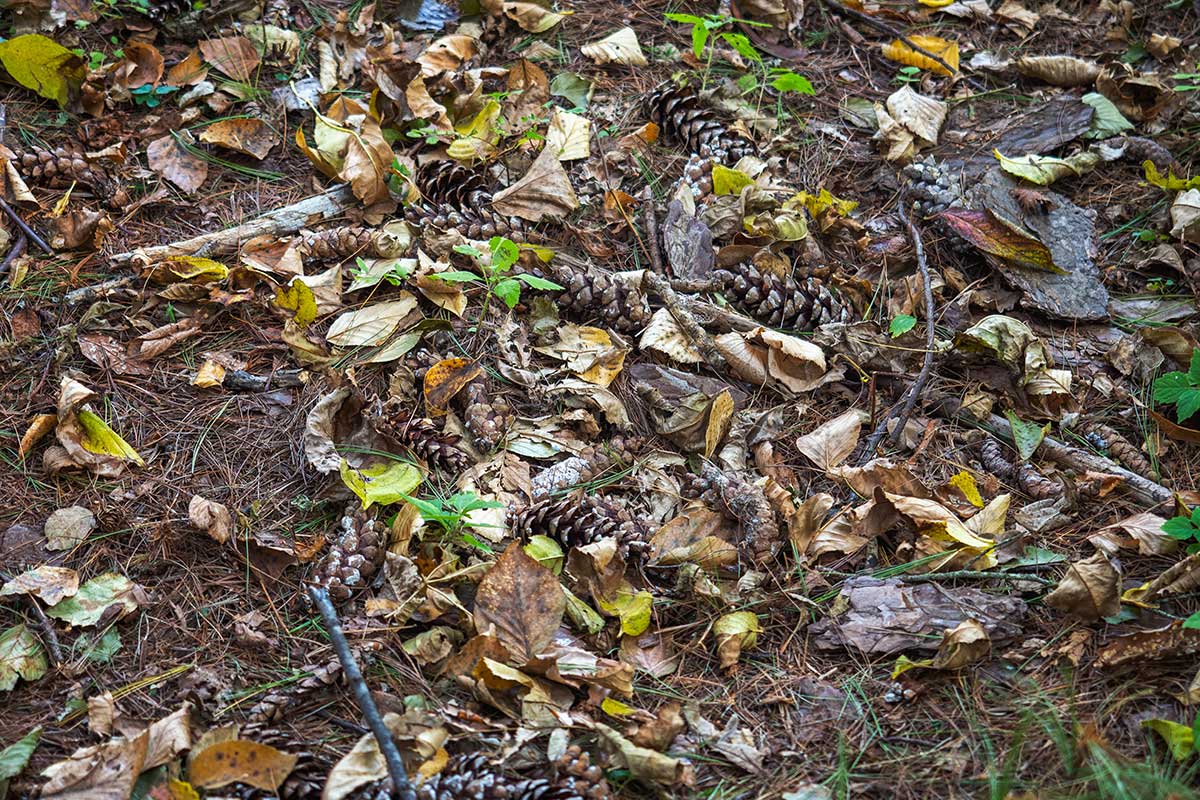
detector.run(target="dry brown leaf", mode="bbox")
[110,41,163,91]
[199,118,277,160]
[188,495,233,544]
[580,27,648,66]
[127,317,203,360]
[1088,511,1176,556]
[931,619,990,669]
[472,541,566,664]
[534,324,627,387]
[1014,55,1100,87]
[491,145,579,222]
[199,36,260,82]
[50,208,113,250]
[189,740,297,791]
[639,308,703,364]
[504,58,549,129]
[146,133,208,194]
[795,409,869,471]
[19,413,57,458]
[166,49,207,86]
[417,34,477,77]
[1045,552,1120,621]
[0,565,79,605]
[504,1,567,32]
[595,723,693,787]
[648,503,738,569]
[423,357,483,415]
[44,504,96,551]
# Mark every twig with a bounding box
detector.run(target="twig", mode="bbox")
[897,570,1055,587]
[641,192,665,275]
[859,198,936,460]
[0,196,52,254]
[641,270,727,370]
[0,231,27,277]
[308,586,415,800]
[64,275,136,305]
[222,369,306,392]
[819,0,959,78]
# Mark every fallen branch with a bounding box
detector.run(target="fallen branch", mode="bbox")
[0,196,51,254]
[308,586,415,800]
[108,184,356,265]
[222,369,306,392]
[641,270,727,370]
[0,570,64,666]
[0,231,26,277]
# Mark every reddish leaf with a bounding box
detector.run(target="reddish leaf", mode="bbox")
[939,208,1061,273]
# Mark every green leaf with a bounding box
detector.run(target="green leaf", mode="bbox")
[461,533,494,554]
[1005,411,1048,462]
[1154,371,1192,404]
[1191,506,1200,527]
[1141,718,1196,762]
[515,273,565,291]
[77,411,144,466]
[488,236,520,272]
[596,587,653,636]
[1081,92,1133,139]
[46,573,141,627]
[0,625,47,691]
[430,270,481,283]
[1162,516,1198,541]
[720,32,761,63]
[664,12,706,24]
[81,627,121,664]
[0,35,86,107]
[1177,388,1200,423]
[691,25,709,59]
[771,70,814,95]
[523,535,564,575]
[548,72,593,110]
[1188,349,1200,384]
[339,459,423,509]
[452,243,483,259]
[711,164,754,195]
[492,278,521,309]
[889,314,917,338]
[0,727,41,781]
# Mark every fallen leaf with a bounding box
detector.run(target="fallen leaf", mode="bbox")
[0,34,85,106]
[545,109,590,160]
[1090,512,1175,557]
[713,611,761,671]
[423,358,483,414]
[188,495,233,544]
[1,566,79,605]
[1170,189,1200,244]
[931,619,990,669]
[326,295,419,347]
[648,504,739,570]
[146,133,208,194]
[46,573,144,627]
[110,41,163,92]
[0,727,42,786]
[534,324,627,387]
[994,149,1099,186]
[166,49,207,86]
[939,208,1059,273]
[0,625,47,691]
[473,542,566,664]
[795,409,868,471]
[339,459,423,509]
[127,317,204,360]
[417,33,477,77]
[274,279,318,328]
[199,118,277,160]
[44,505,96,551]
[1141,719,1195,762]
[18,413,57,458]
[491,145,579,222]
[1045,552,1120,621]
[199,36,260,82]
[581,27,648,66]
[504,1,567,32]
[188,740,297,791]
[1015,55,1100,87]
[595,723,693,787]
[704,389,734,458]
[881,35,958,76]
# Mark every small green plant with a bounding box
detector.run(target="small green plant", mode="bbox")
[445,236,563,318]
[894,65,922,85]
[663,11,769,89]
[1172,72,1200,92]
[399,491,503,553]
[1162,507,1200,555]
[405,122,445,147]
[1146,276,1177,294]
[1152,348,1200,424]
[129,83,177,108]
[351,256,412,287]
[889,314,917,338]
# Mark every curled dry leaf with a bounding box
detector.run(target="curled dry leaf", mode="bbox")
[188,495,233,544]
[1,566,79,605]
[713,611,761,671]
[54,377,143,478]
[1045,552,1120,622]
[931,619,990,669]
[1014,55,1101,87]
[795,409,869,472]
[198,118,278,160]
[199,36,261,82]
[19,413,58,458]
[580,27,648,66]
[535,324,627,387]
[504,1,566,32]
[110,41,163,92]
[423,357,483,414]
[491,145,579,222]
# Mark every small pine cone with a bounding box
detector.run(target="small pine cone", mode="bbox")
[699,462,779,563]
[554,745,610,800]
[463,378,513,451]
[644,83,755,164]
[1016,463,1063,500]
[17,145,113,194]
[713,260,853,331]
[145,0,191,22]
[416,754,589,800]
[262,0,291,25]
[375,407,473,474]
[529,258,652,334]
[980,437,1062,499]
[312,505,387,602]
[296,226,377,261]
[979,438,1015,481]
[530,437,642,499]
[1074,419,1154,479]
[511,491,648,557]
[244,658,344,725]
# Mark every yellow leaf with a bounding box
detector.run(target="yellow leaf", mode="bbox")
[891,654,933,678]
[919,0,955,5]
[948,471,984,508]
[601,697,638,717]
[77,410,144,466]
[273,279,317,328]
[447,100,502,163]
[168,779,201,800]
[339,459,423,509]
[149,255,230,284]
[0,34,86,107]
[704,390,734,458]
[189,740,298,791]
[1144,160,1200,191]
[596,584,652,636]
[881,35,959,76]
[792,188,858,219]
[191,359,226,388]
[711,164,754,195]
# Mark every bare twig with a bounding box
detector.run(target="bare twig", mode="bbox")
[819,0,959,78]
[859,198,936,461]
[222,369,306,392]
[641,193,665,275]
[308,586,415,800]
[641,270,727,370]
[64,275,136,305]
[0,231,27,277]
[897,570,1055,587]
[0,196,51,254]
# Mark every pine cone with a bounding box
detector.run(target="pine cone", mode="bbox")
[511,491,648,557]
[1074,419,1154,479]
[244,658,344,725]
[463,378,513,451]
[296,226,407,261]
[16,144,116,197]
[979,438,1062,500]
[375,405,473,474]
[645,83,755,164]
[405,161,527,241]
[312,505,387,602]
[530,437,642,499]
[145,0,191,22]
[554,745,610,800]
[713,260,853,331]
[527,257,652,334]
[415,754,593,800]
[697,462,779,563]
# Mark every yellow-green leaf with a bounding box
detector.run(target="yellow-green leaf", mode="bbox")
[447,99,501,162]
[77,411,144,466]
[712,611,761,670]
[1141,719,1195,762]
[600,697,638,717]
[0,35,86,107]
[150,255,230,284]
[339,459,423,509]
[891,654,933,678]
[597,585,652,636]
[1144,160,1200,192]
[0,625,47,691]
[711,164,754,196]
[563,587,605,635]
[881,35,959,76]
[939,208,1061,274]
[791,188,857,218]
[949,471,984,508]
[994,150,1099,186]
[523,535,564,575]
[274,279,317,328]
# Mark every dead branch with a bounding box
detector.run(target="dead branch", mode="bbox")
[0,231,26,277]
[0,196,51,254]
[641,270,727,370]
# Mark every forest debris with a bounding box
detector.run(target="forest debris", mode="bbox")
[1044,552,1120,621]
[473,542,566,664]
[0,566,78,605]
[580,27,647,66]
[43,505,95,551]
[1094,622,1200,669]
[810,577,1026,655]
[795,409,868,471]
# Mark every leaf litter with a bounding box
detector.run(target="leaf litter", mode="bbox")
[1,1,1200,799]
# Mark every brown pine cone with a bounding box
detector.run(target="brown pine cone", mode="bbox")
[375,405,473,474]
[145,0,191,21]
[511,490,648,557]
[645,83,756,164]
[713,260,853,331]
[698,462,779,563]
[415,753,593,800]
[527,257,652,334]
[296,226,409,260]
[404,160,527,241]
[312,504,387,602]
[530,437,642,499]
[243,658,344,725]
[462,378,513,451]
[979,437,1062,500]
[16,144,120,203]
[554,745,610,800]
[1074,419,1154,479]
[979,437,1015,481]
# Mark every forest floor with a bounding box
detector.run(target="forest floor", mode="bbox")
[2,1,1200,799]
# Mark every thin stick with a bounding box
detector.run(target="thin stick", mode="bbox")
[0,570,64,666]
[897,570,1054,587]
[642,192,665,275]
[308,586,415,800]
[641,270,727,370]
[0,231,27,277]
[0,196,51,254]
[819,0,959,78]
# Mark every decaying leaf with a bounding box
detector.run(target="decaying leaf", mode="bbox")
[1014,55,1101,86]
[423,357,483,413]
[0,625,47,691]
[580,27,647,66]
[188,740,297,791]
[881,35,958,76]
[1044,552,1120,621]
[146,133,208,194]
[54,378,144,478]
[198,118,278,160]
[46,573,145,627]
[199,36,260,82]
[188,495,233,545]
[473,542,566,664]
[939,208,1059,273]
[1,566,79,605]
[713,611,761,671]
[491,145,580,222]
[44,505,96,551]
[795,409,868,471]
